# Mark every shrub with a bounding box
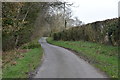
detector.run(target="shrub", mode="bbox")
[53,18,118,46]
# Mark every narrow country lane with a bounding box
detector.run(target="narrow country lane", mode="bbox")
[34,37,107,78]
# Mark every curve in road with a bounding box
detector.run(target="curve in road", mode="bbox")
[34,37,107,78]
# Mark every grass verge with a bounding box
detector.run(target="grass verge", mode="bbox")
[2,39,43,78]
[47,37,118,78]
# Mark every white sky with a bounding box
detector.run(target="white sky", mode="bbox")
[66,0,120,24]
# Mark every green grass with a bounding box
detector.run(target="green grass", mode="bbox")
[2,39,43,78]
[47,37,118,78]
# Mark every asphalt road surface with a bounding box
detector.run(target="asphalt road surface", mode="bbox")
[34,37,107,78]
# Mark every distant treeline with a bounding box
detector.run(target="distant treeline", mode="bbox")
[53,18,119,46]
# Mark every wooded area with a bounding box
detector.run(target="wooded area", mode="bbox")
[2,2,119,49]
[2,2,75,51]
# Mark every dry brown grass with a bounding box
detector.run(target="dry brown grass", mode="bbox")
[2,49,29,68]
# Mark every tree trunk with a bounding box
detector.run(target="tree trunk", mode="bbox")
[15,35,19,48]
